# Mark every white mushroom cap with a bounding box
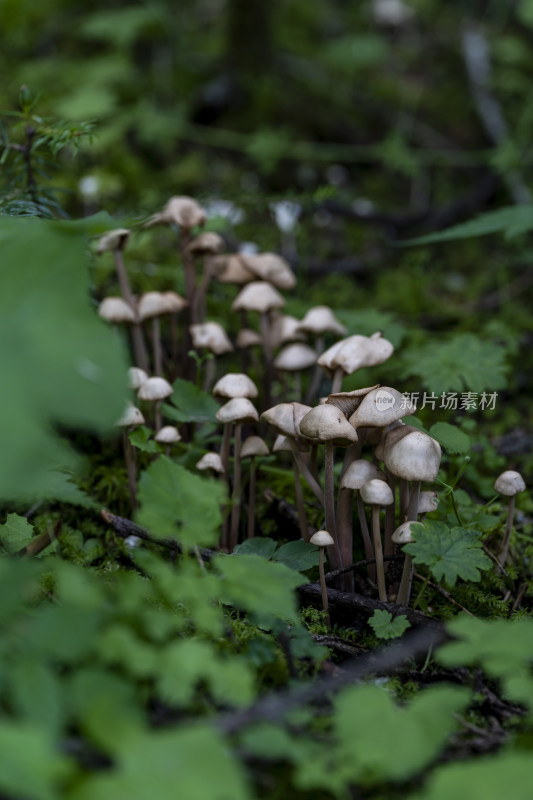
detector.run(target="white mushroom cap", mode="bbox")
[162,291,188,313]
[299,404,358,446]
[349,386,415,430]
[261,402,312,438]
[216,397,259,424]
[190,322,234,354]
[297,306,347,336]
[128,367,149,390]
[240,253,297,290]
[274,343,317,371]
[241,436,270,458]
[116,404,145,427]
[384,431,442,482]
[148,195,206,229]
[137,291,171,321]
[360,478,394,506]
[318,332,394,378]
[232,281,285,314]
[99,297,136,324]
[236,328,263,349]
[210,254,256,285]
[186,231,225,255]
[272,434,292,453]
[137,376,173,401]
[419,491,439,514]
[326,385,380,418]
[196,452,224,473]
[213,373,258,399]
[97,228,130,253]
[391,521,418,545]
[340,460,385,491]
[494,470,526,496]
[155,425,182,444]
[310,530,335,547]
[270,313,305,349]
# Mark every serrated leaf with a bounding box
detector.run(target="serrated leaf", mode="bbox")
[71,724,250,800]
[233,537,278,559]
[273,540,320,571]
[169,378,219,423]
[0,216,127,503]
[404,521,491,586]
[214,554,306,623]
[403,333,508,393]
[0,513,35,553]
[368,609,411,640]
[136,456,225,548]
[429,422,471,455]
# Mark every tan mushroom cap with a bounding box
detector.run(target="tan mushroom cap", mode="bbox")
[212,373,258,399]
[349,386,415,430]
[240,253,297,290]
[186,231,225,256]
[236,328,263,349]
[196,452,224,473]
[128,367,148,390]
[340,460,385,491]
[137,291,171,321]
[232,281,285,314]
[272,434,292,453]
[391,521,419,545]
[494,470,526,496]
[274,343,317,371]
[310,530,335,547]
[155,425,182,444]
[190,322,234,355]
[360,478,394,506]
[299,404,358,446]
[216,397,259,424]
[270,313,305,349]
[384,431,442,482]
[148,195,206,229]
[116,404,145,427]
[99,297,137,324]
[137,376,173,401]
[97,228,130,254]
[318,332,394,378]
[374,422,417,462]
[210,254,256,284]
[326,385,380,418]
[297,306,347,337]
[241,436,270,459]
[162,291,188,313]
[419,491,439,514]
[261,402,312,438]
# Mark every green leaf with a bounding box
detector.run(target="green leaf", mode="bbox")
[71,724,251,800]
[214,554,306,623]
[368,609,411,640]
[129,425,160,453]
[438,615,533,711]
[0,216,127,503]
[404,521,492,586]
[403,333,509,393]
[411,752,533,800]
[273,540,320,571]
[406,205,533,245]
[233,537,278,559]
[429,422,471,455]
[169,378,219,423]
[136,456,225,548]
[0,721,72,800]
[0,512,35,553]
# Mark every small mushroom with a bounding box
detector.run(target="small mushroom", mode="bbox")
[494,470,526,569]
[155,425,182,457]
[137,376,173,432]
[391,520,419,606]
[310,530,335,625]
[360,479,394,601]
[116,403,145,510]
[241,436,270,539]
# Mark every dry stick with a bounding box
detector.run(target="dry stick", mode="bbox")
[217,625,447,735]
[412,572,476,617]
[113,248,149,372]
[229,423,243,551]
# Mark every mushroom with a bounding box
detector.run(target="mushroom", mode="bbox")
[391,520,419,606]
[297,306,347,402]
[190,322,234,391]
[128,367,148,391]
[241,436,270,539]
[318,332,394,393]
[137,376,173,432]
[273,343,317,401]
[360,478,394,601]
[155,425,182,457]
[494,470,526,569]
[310,529,335,625]
[383,430,442,522]
[196,452,225,476]
[186,232,226,323]
[116,403,145,510]
[137,291,172,376]
[239,252,297,290]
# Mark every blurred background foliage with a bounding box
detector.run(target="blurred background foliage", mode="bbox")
[1,0,532,473]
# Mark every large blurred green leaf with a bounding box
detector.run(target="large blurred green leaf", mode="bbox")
[0,216,128,502]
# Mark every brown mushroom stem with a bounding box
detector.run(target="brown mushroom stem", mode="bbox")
[371,506,387,602]
[122,429,138,510]
[357,492,376,582]
[194,261,211,324]
[318,546,330,626]
[396,553,414,607]
[336,487,355,591]
[203,356,216,393]
[399,478,410,523]
[152,317,163,376]
[229,423,243,551]
[288,440,324,505]
[169,315,179,378]
[113,249,149,372]
[154,400,163,433]
[324,441,343,572]
[406,481,421,522]
[331,366,344,394]
[247,457,257,539]
[292,460,310,542]
[220,423,232,476]
[260,311,274,408]
[499,495,516,568]
[384,469,397,558]
[305,334,325,404]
